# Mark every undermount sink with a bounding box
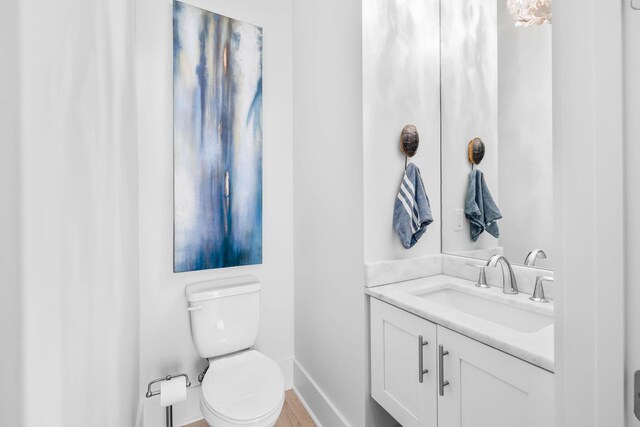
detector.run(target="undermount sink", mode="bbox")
[417,288,553,333]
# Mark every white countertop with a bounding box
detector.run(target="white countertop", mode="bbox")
[366,274,554,372]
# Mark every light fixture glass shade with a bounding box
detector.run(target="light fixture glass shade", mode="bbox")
[507,0,552,27]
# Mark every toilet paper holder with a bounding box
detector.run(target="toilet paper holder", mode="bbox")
[145,373,191,398]
[145,373,192,427]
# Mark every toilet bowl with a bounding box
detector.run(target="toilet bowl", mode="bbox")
[200,350,284,427]
[185,277,285,427]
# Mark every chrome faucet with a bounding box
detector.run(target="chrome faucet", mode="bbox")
[531,276,553,303]
[486,255,518,294]
[524,249,547,267]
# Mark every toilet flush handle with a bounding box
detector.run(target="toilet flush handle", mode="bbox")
[187,305,203,312]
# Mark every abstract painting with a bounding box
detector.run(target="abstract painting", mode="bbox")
[173,2,263,272]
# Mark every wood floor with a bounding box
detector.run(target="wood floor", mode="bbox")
[184,390,316,427]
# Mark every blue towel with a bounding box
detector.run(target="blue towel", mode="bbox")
[465,169,501,242]
[393,163,433,249]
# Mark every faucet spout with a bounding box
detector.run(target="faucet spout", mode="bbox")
[524,249,547,267]
[486,255,519,294]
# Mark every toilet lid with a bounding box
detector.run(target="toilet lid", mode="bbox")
[202,350,284,422]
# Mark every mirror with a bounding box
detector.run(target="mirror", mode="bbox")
[440,0,553,270]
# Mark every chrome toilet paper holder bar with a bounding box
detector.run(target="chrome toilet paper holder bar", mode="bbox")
[145,373,191,398]
[145,373,192,427]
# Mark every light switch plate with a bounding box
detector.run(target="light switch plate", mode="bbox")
[454,209,464,231]
[633,0,640,10]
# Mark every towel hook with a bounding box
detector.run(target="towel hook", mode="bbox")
[400,124,419,170]
[468,137,485,170]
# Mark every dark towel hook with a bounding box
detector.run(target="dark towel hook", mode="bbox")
[468,137,485,171]
[400,124,419,170]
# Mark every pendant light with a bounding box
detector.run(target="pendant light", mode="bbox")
[507,0,552,27]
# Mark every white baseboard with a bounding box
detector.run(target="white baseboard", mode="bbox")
[293,360,352,427]
[292,386,324,427]
[179,415,204,426]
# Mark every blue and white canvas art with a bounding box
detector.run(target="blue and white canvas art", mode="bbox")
[173,2,263,272]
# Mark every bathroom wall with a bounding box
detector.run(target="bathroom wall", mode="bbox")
[497,5,553,267]
[625,3,640,425]
[361,1,441,425]
[440,0,500,254]
[554,0,625,424]
[363,0,442,263]
[0,1,22,425]
[292,0,370,426]
[136,0,295,424]
[18,0,140,425]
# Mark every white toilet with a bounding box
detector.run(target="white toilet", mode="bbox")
[186,276,285,427]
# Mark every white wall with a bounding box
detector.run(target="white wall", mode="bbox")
[363,0,442,263]
[497,5,553,268]
[624,3,640,425]
[553,0,625,425]
[136,0,294,424]
[361,2,441,424]
[18,0,140,425]
[441,0,500,254]
[0,1,22,425]
[292,0,368,426]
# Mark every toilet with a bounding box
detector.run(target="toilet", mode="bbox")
[186,276,285,427]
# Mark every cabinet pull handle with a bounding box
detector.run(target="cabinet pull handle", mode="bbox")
[418,335,429,383]
[438,344,450,396]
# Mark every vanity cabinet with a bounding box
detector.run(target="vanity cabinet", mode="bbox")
[437,326,554,427]
[370,298,554,427]
[370,298,438,427]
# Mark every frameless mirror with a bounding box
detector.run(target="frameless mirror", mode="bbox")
[440,0,553,270]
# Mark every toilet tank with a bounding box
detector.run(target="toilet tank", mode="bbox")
[185,276,261,359]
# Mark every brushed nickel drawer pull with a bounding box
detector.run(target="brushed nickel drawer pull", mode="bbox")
[439,344,450,396]
[418,335,429,383]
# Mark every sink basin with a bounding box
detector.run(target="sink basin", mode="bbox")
[418,288,553,333]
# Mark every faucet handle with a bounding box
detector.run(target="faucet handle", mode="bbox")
[466,263,491,288]
[530,276,553,303]
[475,266,491,289]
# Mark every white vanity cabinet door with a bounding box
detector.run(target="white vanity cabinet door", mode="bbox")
[436,326,554,427]
[370,298,438,427]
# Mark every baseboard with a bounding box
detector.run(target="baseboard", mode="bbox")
[293,360,352,427]
[179,414,204,426]
[292,386,324,427]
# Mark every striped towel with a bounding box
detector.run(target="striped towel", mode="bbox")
[393,163,433,249]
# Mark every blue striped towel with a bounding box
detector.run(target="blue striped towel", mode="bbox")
[393,163,433,249]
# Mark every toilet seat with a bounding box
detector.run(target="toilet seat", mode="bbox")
[201,350,285,426]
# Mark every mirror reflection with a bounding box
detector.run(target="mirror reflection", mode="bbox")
[441,0,553,269]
